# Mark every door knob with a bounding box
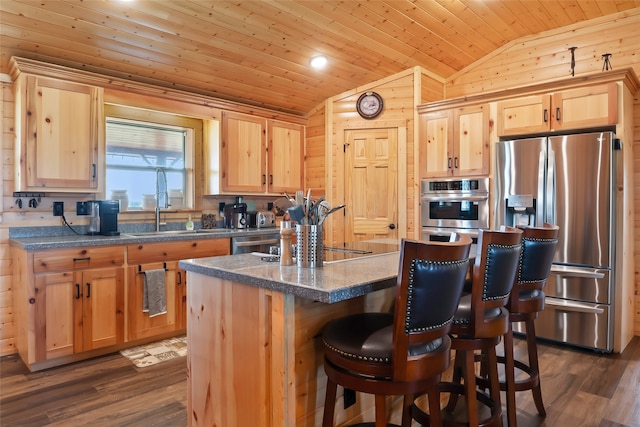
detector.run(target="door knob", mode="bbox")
[389,224,396,230]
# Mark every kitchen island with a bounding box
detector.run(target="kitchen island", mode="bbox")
[179,244,403,427]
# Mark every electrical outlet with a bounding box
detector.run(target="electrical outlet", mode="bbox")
[53,202,64,216]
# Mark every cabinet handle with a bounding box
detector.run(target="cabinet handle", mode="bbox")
[92,163,96,179]
[262,174,266,185]
[177,271,183,285]
[73,256,91,262]
[543,109,548,123]
[555,107,561,121]
[86,283,91,298]
[269,174,273,185]
[454,157,459,169]
[76,284,81,299]
[448,157,452,169]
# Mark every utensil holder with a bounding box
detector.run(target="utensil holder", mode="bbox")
[296,224,323,268]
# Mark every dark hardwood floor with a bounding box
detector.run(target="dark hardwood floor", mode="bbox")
[1,336,639,426]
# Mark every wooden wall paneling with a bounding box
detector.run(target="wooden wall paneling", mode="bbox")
[304,103,326,195]
[634,95,640,336]
[329,71,417,246]
[446,10,640,98]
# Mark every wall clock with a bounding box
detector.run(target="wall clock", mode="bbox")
[356,91,384,119]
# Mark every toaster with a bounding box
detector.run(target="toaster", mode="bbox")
[256,211,276,228]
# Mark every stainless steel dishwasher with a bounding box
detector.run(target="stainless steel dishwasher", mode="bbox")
[231,233,280,255]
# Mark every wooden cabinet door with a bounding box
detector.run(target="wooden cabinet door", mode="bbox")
[34,272,78,361]
[221,111,267,193]
[453,104,490,176]
[80,268,125,351]
[497,94,551,136]
[20,75,101,191]
[551,83,618,130]
[126,262,178,341]
[268,121,304,194]
[421,110,454,178]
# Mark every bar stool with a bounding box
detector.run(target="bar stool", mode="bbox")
[413,227,523,427]
[321,236,472,427]
[498,224,559,426]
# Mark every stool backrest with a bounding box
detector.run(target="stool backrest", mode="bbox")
[508,223,559,312]
[392,235,472,379]
[469,227,523,332]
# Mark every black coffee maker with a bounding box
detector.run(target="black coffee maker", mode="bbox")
[98,200,120,236]
[223,196,247,229]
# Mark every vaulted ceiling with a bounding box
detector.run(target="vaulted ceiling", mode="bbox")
[2,1,639,115]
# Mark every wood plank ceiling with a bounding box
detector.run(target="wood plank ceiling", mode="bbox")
[1,0,639,115]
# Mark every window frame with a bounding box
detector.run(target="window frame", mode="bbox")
[104,104,203,212]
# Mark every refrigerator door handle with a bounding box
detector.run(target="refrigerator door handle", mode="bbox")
[537,149,546,226]
[550,265,605,279]
[544,298,605,314]
[546,144,556,224]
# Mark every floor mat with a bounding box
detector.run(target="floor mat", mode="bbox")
[120,335,187,368]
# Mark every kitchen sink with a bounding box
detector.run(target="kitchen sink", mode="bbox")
[124,229,231,237]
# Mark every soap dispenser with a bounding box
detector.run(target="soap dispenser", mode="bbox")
[186,215,194,231]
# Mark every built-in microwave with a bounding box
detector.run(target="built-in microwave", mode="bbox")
[420,177,490,238]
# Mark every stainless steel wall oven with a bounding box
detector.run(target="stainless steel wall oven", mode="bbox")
[420,177,490,242]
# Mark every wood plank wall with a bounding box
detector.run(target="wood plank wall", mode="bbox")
[445,10,640,336]
[1,82,14,355]
[320,68,444,246]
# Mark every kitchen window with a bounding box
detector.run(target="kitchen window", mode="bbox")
[105,105,202,210]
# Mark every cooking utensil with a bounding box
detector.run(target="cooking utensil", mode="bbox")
[326,204,345,215]
[272,197,291,216]
[287,205,305,224]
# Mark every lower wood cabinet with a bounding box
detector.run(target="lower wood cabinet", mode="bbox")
[13,237,230,371]
[13,246,126,370]
[126,260,180,341]
[126,238,230,342]
[35,267,125,359]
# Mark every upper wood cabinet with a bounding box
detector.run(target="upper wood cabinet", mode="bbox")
[497,82,618,136]
[268,120,305,194]
[420,104,490,178]
[220,112,304,194]
[14,74,103,192]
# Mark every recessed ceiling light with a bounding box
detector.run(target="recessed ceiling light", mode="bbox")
[310,55,328,69]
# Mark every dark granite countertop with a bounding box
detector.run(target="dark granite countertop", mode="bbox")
[179,242,401,303]
[9,228,281,250]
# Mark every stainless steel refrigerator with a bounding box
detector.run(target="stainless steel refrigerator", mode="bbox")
[494,131,621,352]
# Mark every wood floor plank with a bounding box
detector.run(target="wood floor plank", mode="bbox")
[0,337,638,426]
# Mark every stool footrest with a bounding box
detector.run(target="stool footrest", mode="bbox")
[411,382,502,427]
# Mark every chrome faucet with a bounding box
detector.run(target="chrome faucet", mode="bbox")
[155,167,168,231]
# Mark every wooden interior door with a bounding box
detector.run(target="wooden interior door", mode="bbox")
[344,127,398,242]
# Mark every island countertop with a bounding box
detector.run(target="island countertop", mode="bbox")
[179,249,401,303]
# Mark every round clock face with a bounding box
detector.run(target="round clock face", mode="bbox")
[356,91,384,119]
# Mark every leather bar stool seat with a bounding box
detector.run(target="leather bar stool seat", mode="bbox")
[412,227,523,427]
[321,236,472,427]
[494,224,559,427]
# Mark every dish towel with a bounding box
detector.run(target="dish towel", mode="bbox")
[143,269,167,318]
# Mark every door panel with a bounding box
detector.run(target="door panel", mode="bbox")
[82,268,125,351]
[548,133,612,268]
[345,128,398,242]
